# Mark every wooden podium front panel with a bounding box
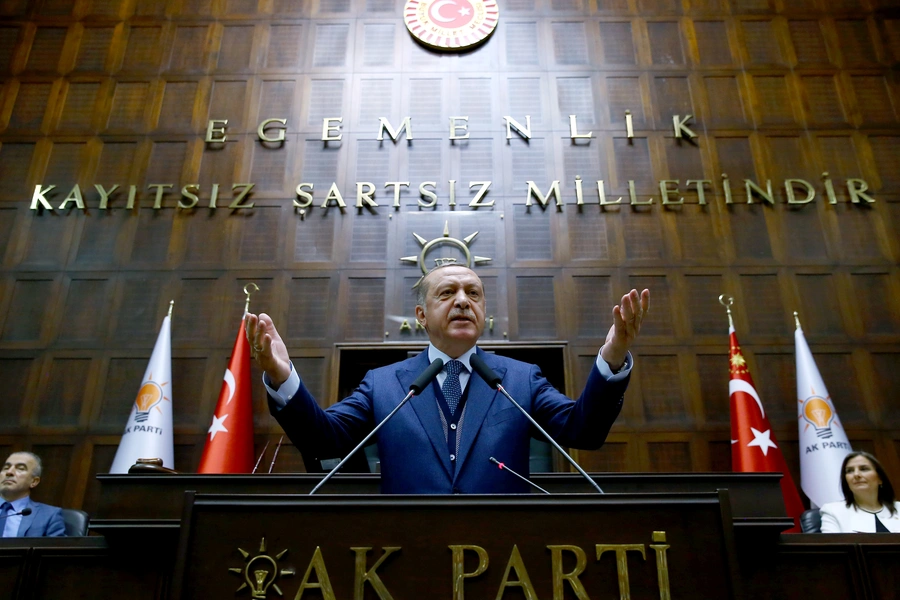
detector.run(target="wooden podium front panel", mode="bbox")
[173,493,740,600]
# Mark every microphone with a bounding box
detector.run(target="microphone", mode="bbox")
[489,457,550,494]
[310,358,444,494]
[470,354,605,494]
[0,507,32,519]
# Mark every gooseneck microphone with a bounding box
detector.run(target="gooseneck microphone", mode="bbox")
[489,457,550,494]
[0,507,32,519]
[309,358,445,495]
[470,354,605,494]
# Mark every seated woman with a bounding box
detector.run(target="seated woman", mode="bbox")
[820,451,900,533]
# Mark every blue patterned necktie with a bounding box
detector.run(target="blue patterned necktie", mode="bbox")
[442,360,463,413]
[0,502,11,538]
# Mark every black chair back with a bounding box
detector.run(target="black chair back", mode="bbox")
[61,508,90,536]
[800,508,821,533]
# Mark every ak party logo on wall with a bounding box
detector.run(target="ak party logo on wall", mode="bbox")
[404,0,499,50]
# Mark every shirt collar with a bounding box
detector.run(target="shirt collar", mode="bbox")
[4,496,29,511]
[428,344,477,373]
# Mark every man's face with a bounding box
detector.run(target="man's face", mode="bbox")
[415,266,486,358]
[1,453,40,501]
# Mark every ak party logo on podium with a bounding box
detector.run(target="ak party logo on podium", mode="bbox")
[404,0,499,50]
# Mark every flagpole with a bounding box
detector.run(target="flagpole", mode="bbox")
[243,283,259,315]
[793,311,801,330]
[718,294,734,329]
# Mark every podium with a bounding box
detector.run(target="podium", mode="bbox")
[170,491,741,600]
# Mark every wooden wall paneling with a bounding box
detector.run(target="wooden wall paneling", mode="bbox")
[56,274,116,343]
[0,352,40,432]
[636,350,692,425]
[32,353,99,429]
[510,269,559,340]
[171,273,225,348]
[340,270,387,341]
[573,433,633,473]
[171,350,212,431]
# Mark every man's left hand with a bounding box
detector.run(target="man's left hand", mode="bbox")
[601,289,650,371]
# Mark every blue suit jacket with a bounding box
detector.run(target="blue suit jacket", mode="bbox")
[270,348,628,494]
[18,498,66,537]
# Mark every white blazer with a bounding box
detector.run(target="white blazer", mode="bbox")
[819,501,900,533]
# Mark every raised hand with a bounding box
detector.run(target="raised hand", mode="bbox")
[600,289,650,371]
[245,312,292,386]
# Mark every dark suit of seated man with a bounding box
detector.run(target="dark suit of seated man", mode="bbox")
[246,265,649,494]
[1,452,66,537]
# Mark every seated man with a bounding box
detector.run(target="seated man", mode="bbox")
[247,264,649,494]
[1,452,65,537]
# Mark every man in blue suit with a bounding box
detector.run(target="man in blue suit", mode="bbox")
[1,452,65,537]
[247,265,649,493]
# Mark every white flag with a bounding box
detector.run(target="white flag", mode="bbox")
[796,323,852,508]
[110,314,174,473]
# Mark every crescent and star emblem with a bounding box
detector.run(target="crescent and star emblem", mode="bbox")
[403,0,498,50]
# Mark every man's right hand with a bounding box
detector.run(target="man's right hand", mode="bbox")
[245,312,292,387]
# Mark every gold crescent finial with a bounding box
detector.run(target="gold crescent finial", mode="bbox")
[793,310,801,330]
[718,294,734,329]
[167,300,174,318]
[243,283,259,313]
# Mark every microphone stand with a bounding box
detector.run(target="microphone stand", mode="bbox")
[471,354,605,494]
[309,358,444,495]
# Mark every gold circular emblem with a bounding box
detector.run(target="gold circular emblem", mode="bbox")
[403,0,499,50]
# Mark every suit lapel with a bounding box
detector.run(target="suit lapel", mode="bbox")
[454,350,506,482]
[397,353,452,479]
[17,499,36,537]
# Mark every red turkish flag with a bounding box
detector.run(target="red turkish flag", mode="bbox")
[198,318,254,473]
[729,327,804,533]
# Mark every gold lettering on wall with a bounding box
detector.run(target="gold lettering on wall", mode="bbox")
[357,182,378,208]
[568,115,592,139]
[449,117,470,140]
[322,118,343,142]
[504,116,531,140]
[847,178,875,203]
[229,183,255,209]
[785,179,815,204]
[258,118,287,142]
[31,184,56,210]
[206,119,228,143]
[745,179,774,205]
[96,184,119,210]
[525,180,562,208]
[295,183,314,208]
[147,184,173,210]
[180,184,200,209]
[672,115,697,139]
[378,117,412,142]
[386,182,409,208]
[419,182,438,208]
[469,182,493,207]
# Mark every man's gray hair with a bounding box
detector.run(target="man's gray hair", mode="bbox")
[9,451,42,477]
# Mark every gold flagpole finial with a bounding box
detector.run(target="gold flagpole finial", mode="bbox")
[167,300,174,318]
[718,294,734,329]
[243,283,259,314]
[793,310,801,330]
